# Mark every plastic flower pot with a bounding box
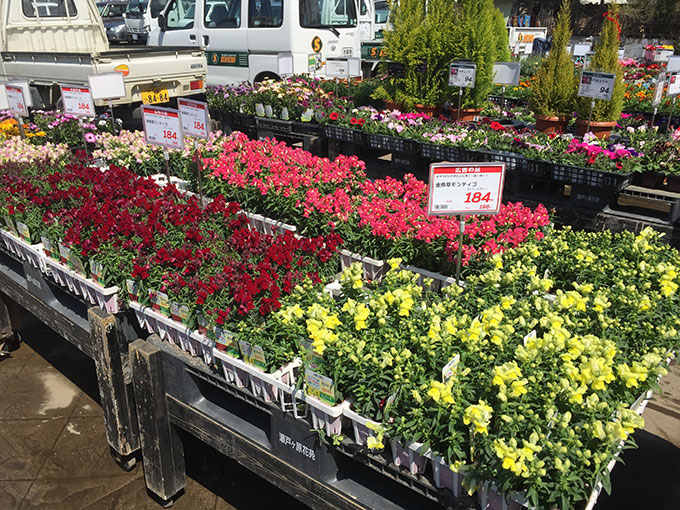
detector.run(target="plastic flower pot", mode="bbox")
[449,108,482,122]
[389,439,430,475]
[478,482,524,510]
[576,119,617,140]
[404,265,458,292]
[343,406,381,446]
[339,249,386,282]
[535,115,568,133]
[430,456,465,497]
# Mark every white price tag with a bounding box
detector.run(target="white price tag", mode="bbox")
[60,85,95,117]
[178,98,210,139]
[88,72,126,101]
[326,58,348,77]
[308,53,320,73]
[578,71,616,101]
[5,85,28,117]
[492,62,521,86]
[668,72,680,97]
[449,62,476,88]
[427,162,506,216]
[142,105,184,150]
[653,72,667,106]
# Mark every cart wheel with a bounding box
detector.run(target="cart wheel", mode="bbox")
[110,447,138,472]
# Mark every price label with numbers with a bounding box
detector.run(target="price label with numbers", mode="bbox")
[578,71,616,101]
[5,85,28,117]
[668,72,680,97]
[653,72,667,106]
[178,98,210,139]
[427,162,506,216]
[449,62,477,88]
[142,105,184,150]
[60,85,95,117]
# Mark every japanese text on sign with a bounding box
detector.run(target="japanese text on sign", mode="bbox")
[653,72,667,106]
[5,85,28,117]
[142,106,184,150]
[278,432,316,461]
[668,72,680,97]
[578,71,616,101]
[326,58,348,77]
[427,163,506,215]
[449,62,476,88]
[178,98,210,139]
[60,85,95,117]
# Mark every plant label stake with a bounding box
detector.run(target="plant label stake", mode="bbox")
[88,73,126,136]
[141,105,184,184]
[666,72,680,134]
[651,71,667,134]
[587,99,595,135]
[448,62,476,122]
[427,162,506,285]
[578,71,615,134]
[492,62,521,111]
[60,84,95,155]
[5,84,28,139]
[163,148,171,182]
[178,98,210,204]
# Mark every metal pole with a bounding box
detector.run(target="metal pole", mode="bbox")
[163,148,171,183]
[194,139,203,204]
[650,106,657,138]
[501,85,506,111]
[456,215,465,285]
[15,115,25,139]
[457,88,463,122]
[666,96,677,135]
[586,99,595,135]
[78,118,89,157]
[108,99,117,136]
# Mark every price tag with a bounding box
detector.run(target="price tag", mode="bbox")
[88,72,126,100]
[427,162,506,216]
[653,72,667,106]
[449,62,476,88]
[178,98,210,139]
[305,368,336,406]
[492,62,521,86]
[668,72,680,97]
[142,105,184,150]
[578,71,616,101]
[326,57,349,77]
[5,85,28,117]
[308,53,321,73]
[60,85,95,117]
[442,354,460,382]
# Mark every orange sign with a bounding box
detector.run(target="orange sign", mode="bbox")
[114,64,130,76]
[520,34,535,43]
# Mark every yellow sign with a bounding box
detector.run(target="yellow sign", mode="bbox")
[520,34,535,43]
[311,36,323,53]
[114,64,130,76]
[141,87,169,105]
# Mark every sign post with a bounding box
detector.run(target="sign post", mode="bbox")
[666,72,680,134]
[578,70,616,134]
[492,62,521,109]
[650,71,667,133]
[141,105,184,183]
[427,162,506,283]
[178,98,210,203]
[60,84,96,155]
[4,84,28,139]
[448,62,477,121]
[88,72,126,135]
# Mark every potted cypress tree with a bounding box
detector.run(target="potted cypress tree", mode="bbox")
[574,3,624,139]
[529,0,577,133]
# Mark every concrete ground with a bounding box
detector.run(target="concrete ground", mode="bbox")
[0,314,679,510]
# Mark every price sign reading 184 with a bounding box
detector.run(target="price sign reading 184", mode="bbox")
[5,85,28,117]
[142,105,184,150]
[427,162,506,216]
[449,62,477,88]
[178,98,210,139]
[578,70,616,101]
[60,85,95,117]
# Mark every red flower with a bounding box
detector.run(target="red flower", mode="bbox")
[489,121,504,131]
[329,111,339,121]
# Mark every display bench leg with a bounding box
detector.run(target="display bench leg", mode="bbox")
[0,292,21,355]
[88,308,140,470]
[130,338,186,505]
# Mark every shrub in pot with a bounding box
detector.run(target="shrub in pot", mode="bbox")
[529,0,577,133]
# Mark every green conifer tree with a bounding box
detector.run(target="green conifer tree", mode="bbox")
[493,8,511,63]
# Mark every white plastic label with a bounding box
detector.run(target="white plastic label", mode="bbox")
[178,98,210,139]
[449,62,476,88]
[5,85,28,116]
[60,85,95,117]
[142,105,184,150]
[653,72,667,106]
[428,162,506,216]
[668,72,680,97]
[326,58,349,77]
[492,62,521,86]
[442,354,460,381]
[88,72,126,100]
[578,71,616,101]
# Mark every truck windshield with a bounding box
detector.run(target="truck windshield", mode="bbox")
[300,0,357,28]
[126,0,167,16]
[374,0,387,23]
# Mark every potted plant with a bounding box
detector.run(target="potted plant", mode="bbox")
[529,0,577,133]
[575,3,625,139]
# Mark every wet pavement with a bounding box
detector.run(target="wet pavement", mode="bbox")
[0,313,679,510]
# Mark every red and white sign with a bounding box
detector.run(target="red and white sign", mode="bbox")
[178,98,210,139]
[427,162,506,216]
[142,105,184,150]
[5,85,28,117]
[60,85,95,117]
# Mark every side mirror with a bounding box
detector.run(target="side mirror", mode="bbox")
[158,13,167,31]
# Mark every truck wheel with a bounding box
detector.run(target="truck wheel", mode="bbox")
[254,72,281,83]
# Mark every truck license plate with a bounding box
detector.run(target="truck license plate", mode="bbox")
[141,88,169,105]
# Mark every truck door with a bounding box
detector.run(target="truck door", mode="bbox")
[156,0,200,46]
[198,0,249,85]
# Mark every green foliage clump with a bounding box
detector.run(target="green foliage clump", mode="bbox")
[492,8,511,63]
[575,3,625,122]
[529,0,577,118]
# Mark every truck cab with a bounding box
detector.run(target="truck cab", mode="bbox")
[358,0,388,76]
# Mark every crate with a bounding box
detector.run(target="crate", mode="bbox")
[256,117,294,137]
[516,158,549,178]
[323,124,366,145]
[293,121,323,137]
[419,142,449,161]
[551,164,632,191]
[367,133,417,154]
[485,150,525,172]
[612,185,680,224]
[230,112,256,130]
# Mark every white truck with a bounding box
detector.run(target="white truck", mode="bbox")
[0,0,207,114]
[358,0,387,76]
[507,26,547,57]
[144,0,361,84]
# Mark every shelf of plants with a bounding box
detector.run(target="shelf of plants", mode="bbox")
[1,124,679,510]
